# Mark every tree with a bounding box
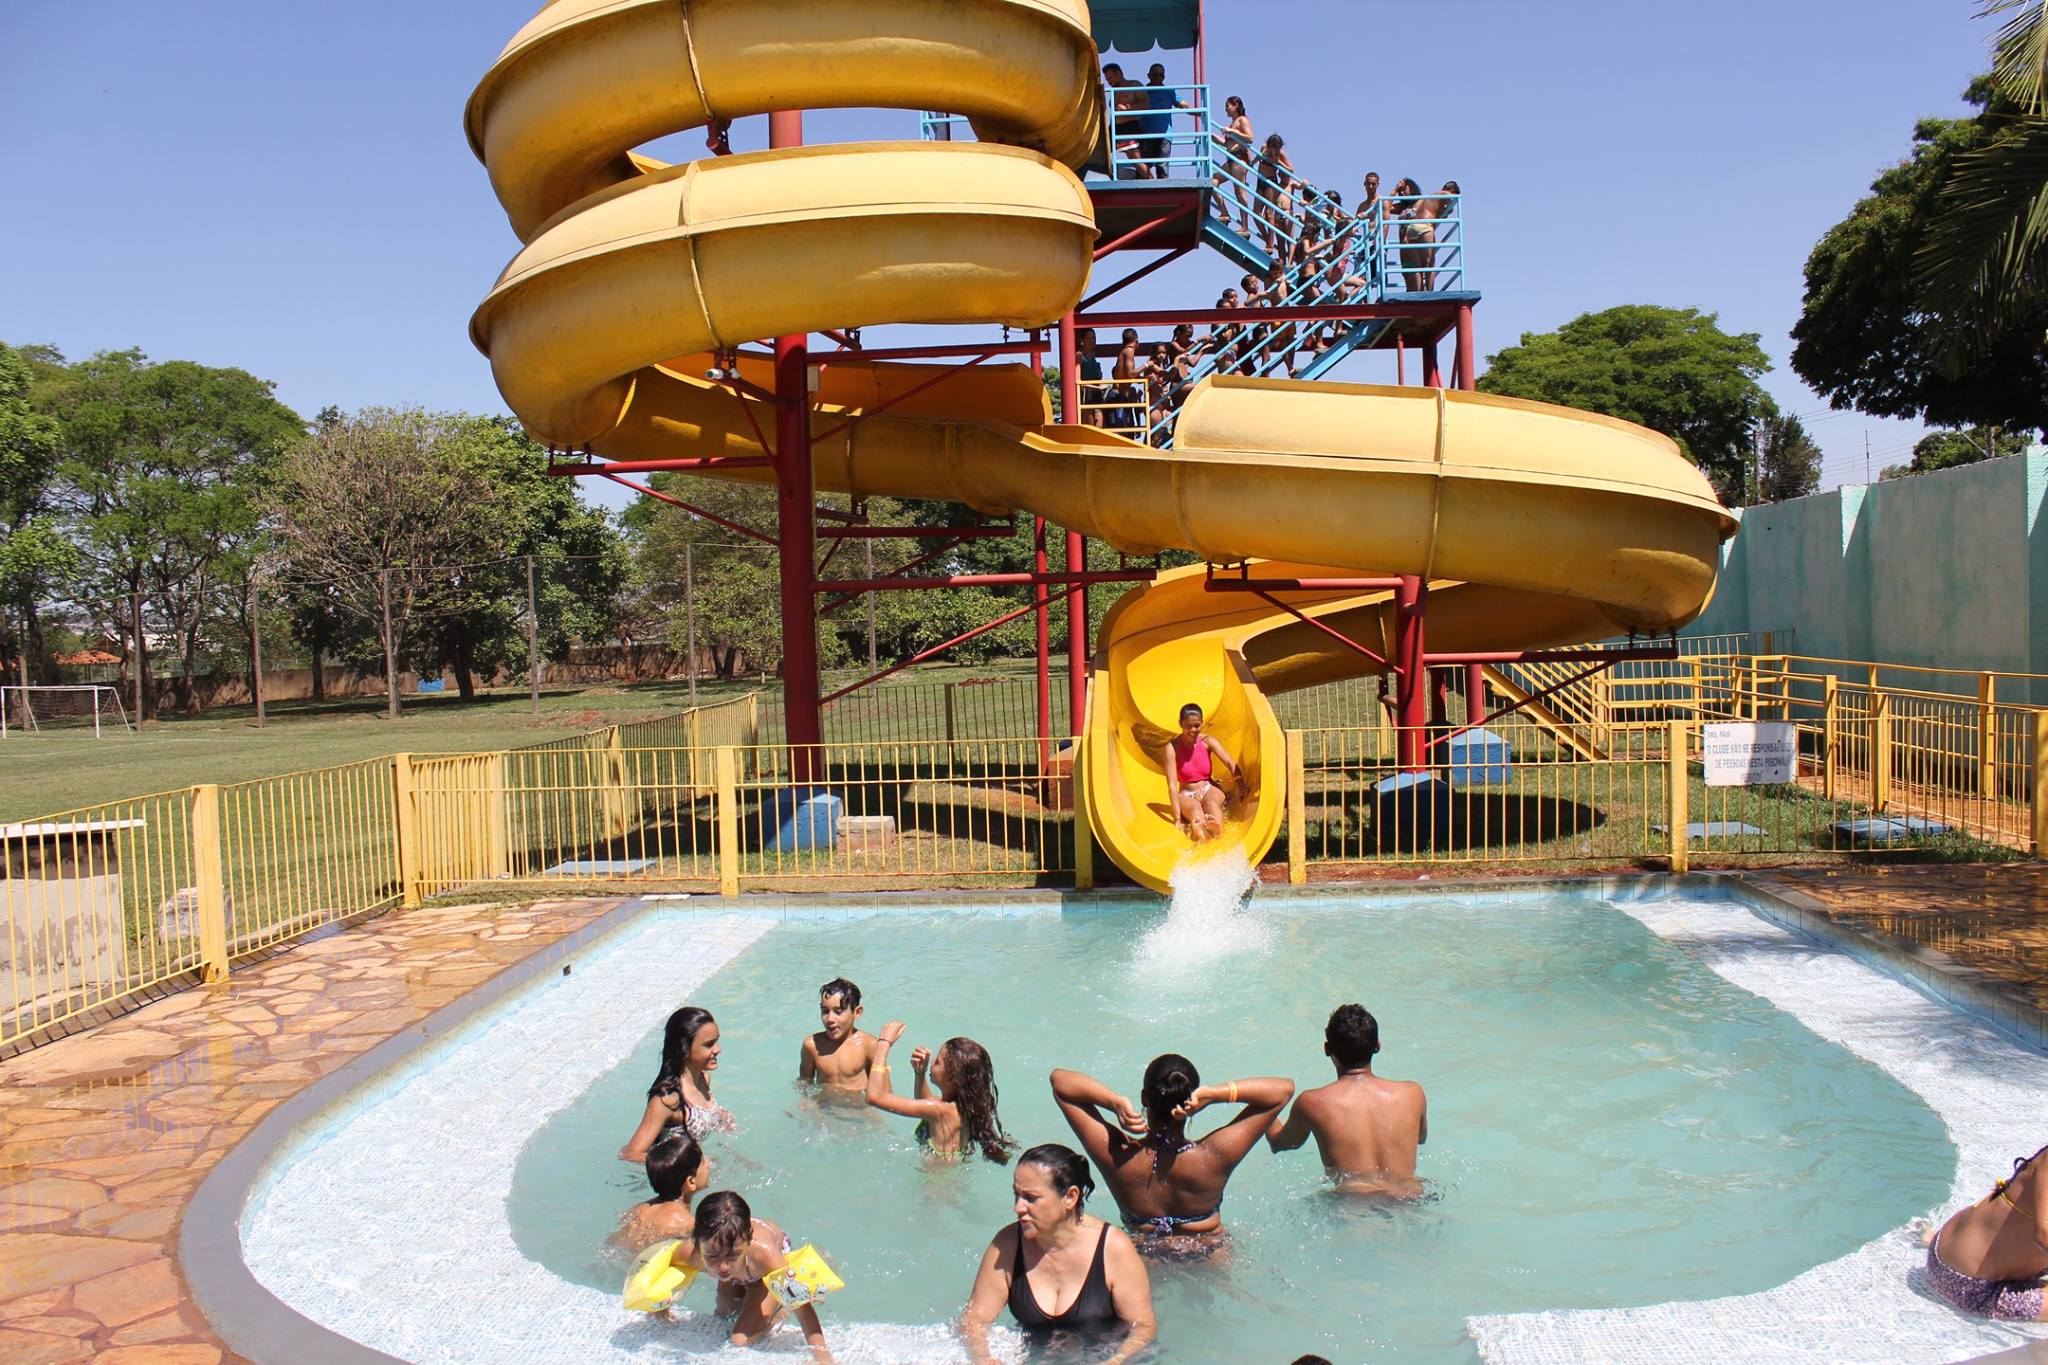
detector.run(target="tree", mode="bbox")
[1475,305,1770,502]
[1880,424,2032,480]
[269,408,523,718]
[0,343,69,691]
[47,350,304,716]
[412,417,628,699]
[1754,409,1823,503]
[1914,1,2048,365]
[1793,78,2048,436]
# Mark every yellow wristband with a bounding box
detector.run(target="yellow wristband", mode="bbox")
[1227,1081,1238,1102]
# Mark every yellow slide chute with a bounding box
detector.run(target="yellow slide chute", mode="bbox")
[467,0,1735,894]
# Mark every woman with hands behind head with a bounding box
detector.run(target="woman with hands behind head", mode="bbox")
[1050,1055,1292,1255]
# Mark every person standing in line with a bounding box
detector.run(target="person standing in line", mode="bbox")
[1211,95,1256,233]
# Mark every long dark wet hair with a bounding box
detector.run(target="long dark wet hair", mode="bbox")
[939,1037,1013,1164]
[648,1005,715,1101]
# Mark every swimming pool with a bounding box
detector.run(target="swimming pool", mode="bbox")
[228,883,2044,1363]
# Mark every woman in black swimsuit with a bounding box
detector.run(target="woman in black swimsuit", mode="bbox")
[961,1144,1155,1364]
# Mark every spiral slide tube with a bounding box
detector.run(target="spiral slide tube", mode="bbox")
[468,0,1736,893]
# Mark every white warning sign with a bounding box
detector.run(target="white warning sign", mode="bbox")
[1702,721,1798,787]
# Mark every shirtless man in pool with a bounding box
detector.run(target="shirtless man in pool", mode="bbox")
[1266,1004,1427,1198]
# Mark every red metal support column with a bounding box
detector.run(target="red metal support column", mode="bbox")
[1395,575,1428,771]
[1034,517,1052,765]
[770,110,822,777]
[1396,335,1406,386]
[1058,312,1088,736]
[1455,305,1476,392]
[1422,339,1443,389]
[1465,662,1488,726]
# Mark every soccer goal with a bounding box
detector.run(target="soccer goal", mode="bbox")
[0,685,135,738]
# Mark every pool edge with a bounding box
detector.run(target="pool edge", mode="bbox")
[179,874,2047,1364]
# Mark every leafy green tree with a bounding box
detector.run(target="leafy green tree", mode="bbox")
[1793,78,2048,435]
[1755,409,1823,503]
[1475,305,1770,502]
[1914,1,2048,365]
[1879,424,2031,480]
[411,417,629,699]
[47,350,303,716]
[0,343,71,688]
[269,408,523,718]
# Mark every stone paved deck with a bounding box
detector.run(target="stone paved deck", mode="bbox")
[0,896,626,1364]
[1752,864,2048,1014]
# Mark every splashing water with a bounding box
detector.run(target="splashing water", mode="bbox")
[1132,844,1269,984]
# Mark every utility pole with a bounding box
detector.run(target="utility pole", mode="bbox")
[1750,418,1762,506]
[132,588,146,726]
[1864,429,1871,485]
[380,567,399,720]
[250,579,266,727]
[684,541,698,707]
[526,553,541,715]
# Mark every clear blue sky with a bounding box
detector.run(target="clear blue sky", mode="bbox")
[0,2,1995,507]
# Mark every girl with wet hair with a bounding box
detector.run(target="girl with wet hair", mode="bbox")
[619,1005,735,1162]
[613,1127,712,1252]
[961,1144,1156,1365]
[679,1191,832,1356]
[1050,1055,1293,1253]
[865,1021,1015,1163]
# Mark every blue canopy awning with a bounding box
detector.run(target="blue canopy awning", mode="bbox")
[1089,0,1200,54]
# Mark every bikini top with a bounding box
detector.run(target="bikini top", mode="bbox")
[1007,1222,1118,1333]
[1990,1144,2047,1212]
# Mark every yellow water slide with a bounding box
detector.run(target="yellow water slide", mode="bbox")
[467,0,1737,893]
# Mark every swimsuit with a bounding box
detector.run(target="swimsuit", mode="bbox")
[1123,1132,1222,1236]
[1927,1229,2045,1320]
[1006,1223,1119,1333]
[655,1084,736,1140]
[913,1119,970,1157]
[1172,735,1215,794]
[1925,1146,2047,1321]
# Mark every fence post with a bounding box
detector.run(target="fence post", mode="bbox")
[943,683,957,743]
[392,752,421,907]
[1689,659,1703,719]
[486,752,511,878]
[689,709,705,794]
[1666,720,1689,875]
[2032,712,2048,856]
[1286,729,1306,885]
[190,784,230,982]
[601,724,630,838]
[1822,674,1838,801]
[1979,672,1997,800]
[1872,692,1892,814]
[1073,790,1094,891]
[746,692,759,746]
[715,745,740,896]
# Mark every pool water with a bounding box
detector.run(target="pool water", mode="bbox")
[505,891,1952,1362]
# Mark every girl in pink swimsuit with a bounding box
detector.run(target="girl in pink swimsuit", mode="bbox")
[1161,703,1243,842]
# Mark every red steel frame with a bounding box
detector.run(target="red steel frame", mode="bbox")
[540,24,1559,775]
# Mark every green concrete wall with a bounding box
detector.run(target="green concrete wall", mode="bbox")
[1689,449,2048,700]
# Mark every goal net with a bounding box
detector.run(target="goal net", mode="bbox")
[0,685,134,737]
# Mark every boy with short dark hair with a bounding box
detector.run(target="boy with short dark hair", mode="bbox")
[1266,1003,1428,1197]
[798,977,877,1091]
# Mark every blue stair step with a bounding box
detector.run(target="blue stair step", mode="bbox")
[1198,213,1272,275]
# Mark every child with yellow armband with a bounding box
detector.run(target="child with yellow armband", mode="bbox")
[667,1190,841,1361]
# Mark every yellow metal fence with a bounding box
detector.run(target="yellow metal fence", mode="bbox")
[7,666,2047,1050]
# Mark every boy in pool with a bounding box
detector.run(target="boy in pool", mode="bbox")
[798,977,877,1092]
[684,1191,834,1361]
[1266,1004,1428,1198]
[613,1126,712,1252]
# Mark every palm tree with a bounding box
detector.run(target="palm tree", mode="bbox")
[1914,0,2048,363]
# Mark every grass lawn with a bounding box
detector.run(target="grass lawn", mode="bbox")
[0,677,771,824]
[0,657,1071,826]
